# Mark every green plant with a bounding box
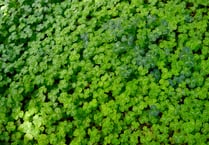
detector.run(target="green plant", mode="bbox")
[0,0,209,144]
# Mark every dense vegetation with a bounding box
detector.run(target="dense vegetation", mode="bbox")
[0,0,209,144]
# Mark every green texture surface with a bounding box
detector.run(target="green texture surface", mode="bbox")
[0,0,209,144]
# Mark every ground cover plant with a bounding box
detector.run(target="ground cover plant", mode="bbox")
[0,0,209,144]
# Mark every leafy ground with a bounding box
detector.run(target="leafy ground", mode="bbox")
[0,0,209,144]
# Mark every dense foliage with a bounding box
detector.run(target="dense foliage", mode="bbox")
[0,0,209,144]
